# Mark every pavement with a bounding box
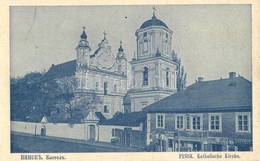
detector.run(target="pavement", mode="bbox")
[11,132,145,152]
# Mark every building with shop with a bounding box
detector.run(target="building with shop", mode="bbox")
[144,72,252,152]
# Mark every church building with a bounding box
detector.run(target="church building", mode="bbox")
[45,8,182,119]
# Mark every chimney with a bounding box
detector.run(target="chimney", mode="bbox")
[198,77,203,82]
[229,72,236,78]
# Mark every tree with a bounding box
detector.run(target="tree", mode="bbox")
[171,50,187,91]
[176,58,187,91]
[11,72,65,122]
[67,91,103,125]
[11,71,103,125]
[11,72,46,122]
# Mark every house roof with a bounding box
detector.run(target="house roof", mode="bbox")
[44,60,76,79]
[95,112,107,122]
[99,111,147,127]
[144,77,252,113]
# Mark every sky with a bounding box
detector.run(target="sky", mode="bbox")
[10,5,251,86]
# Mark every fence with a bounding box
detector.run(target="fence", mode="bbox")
[11,121,85,140]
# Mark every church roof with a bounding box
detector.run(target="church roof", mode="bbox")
[45,59,126,79]
[144,76,252,113]
[44,60,76,79]
[140,15,168,29]
[99,111,146,127]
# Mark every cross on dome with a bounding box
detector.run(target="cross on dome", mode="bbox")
[118,40,124,52]
[153,6,156,17]
[103,30,107,39]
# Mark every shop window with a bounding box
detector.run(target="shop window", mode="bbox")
[192,116,201,130]
[168,139,173,148]
[236,112,251,133]
[177,114,202,131]
[209,113,222,131]
[156,114,165,128]
[186,116,190,130]
[176,115,184,129]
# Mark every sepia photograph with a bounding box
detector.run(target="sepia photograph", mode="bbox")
[9,4,252,154]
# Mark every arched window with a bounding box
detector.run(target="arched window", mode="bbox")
[104,81,108,95]
[143,67,149,85]
[165,40,168,53]
[143,40,148,52]
[166,68,170,86]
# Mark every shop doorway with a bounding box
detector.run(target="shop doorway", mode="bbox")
[125,133,130,147]
[212,144,222,151]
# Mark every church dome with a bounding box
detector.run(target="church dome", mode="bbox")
[140,15,168,29]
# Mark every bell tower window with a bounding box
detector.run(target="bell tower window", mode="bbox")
[166,68,170,86]
[143,40,148,53]
[165,40,168,53]
[143,67,149,86]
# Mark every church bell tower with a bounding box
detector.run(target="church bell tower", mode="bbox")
[76,26,91,67]
[128,7,179,112]
[116,41,127,76]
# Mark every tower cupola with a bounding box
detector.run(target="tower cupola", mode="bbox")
[80,29,87,39]
[76,26,91,67]
[116,41,127,76]
[135,7,173,60]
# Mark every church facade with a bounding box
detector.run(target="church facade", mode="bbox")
[74,29,128,119]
